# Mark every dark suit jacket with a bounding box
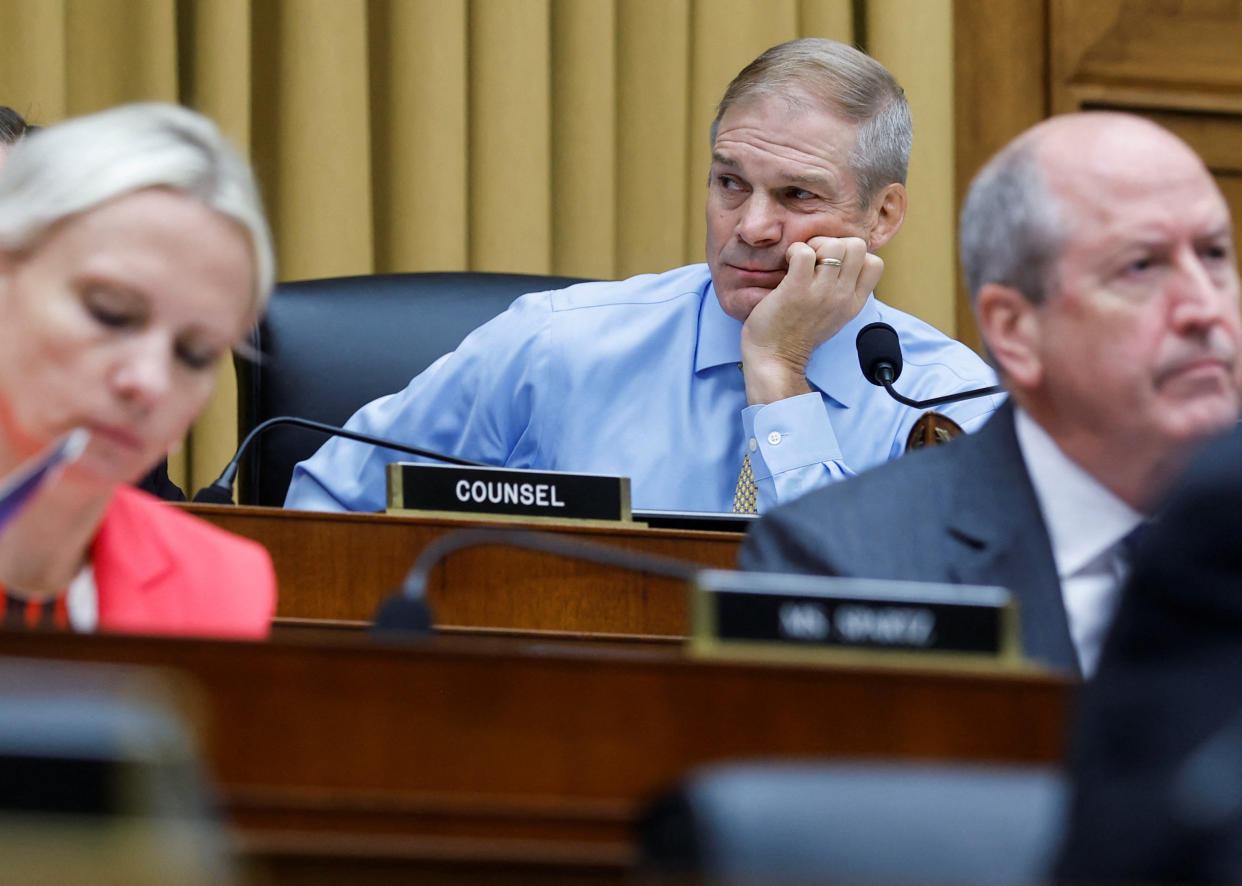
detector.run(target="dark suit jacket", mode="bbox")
[1056,424,1242,885]
[739,401,1079,672]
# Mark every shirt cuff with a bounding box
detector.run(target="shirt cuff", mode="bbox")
[741,392,843,480]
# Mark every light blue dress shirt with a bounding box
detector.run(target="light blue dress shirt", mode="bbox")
[285,264,1003,514]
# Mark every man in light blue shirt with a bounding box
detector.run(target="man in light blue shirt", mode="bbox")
[286,38,1001,514]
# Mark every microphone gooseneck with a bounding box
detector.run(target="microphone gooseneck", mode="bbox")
[855,322,1004,410]
[191,415,488,504]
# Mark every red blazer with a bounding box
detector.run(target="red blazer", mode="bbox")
[93,486,275,639]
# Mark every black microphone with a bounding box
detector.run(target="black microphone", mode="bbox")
[372,527,702,637]
[855,322,1004,409]
[191,416,487,504]
[856,320,903,386]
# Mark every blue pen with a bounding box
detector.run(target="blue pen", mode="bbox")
[0,429,90,531]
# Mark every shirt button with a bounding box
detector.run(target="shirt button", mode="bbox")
[767,431,783,446]
[748,437,758,452]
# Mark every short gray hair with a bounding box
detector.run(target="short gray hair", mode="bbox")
[0,102,274,311]
[959,141,1065,306]
[0,106,30,145]
[711,38,912,209]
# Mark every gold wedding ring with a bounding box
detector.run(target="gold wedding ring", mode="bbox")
[816,256,843,267]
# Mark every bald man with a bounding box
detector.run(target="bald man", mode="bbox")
[739,112,1241,675]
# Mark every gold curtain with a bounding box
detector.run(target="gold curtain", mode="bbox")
[0,0,954,496]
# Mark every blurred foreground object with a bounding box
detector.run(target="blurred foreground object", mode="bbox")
[0,656,235,886]
[639,760,1067,886]
[1058,424,1242,884]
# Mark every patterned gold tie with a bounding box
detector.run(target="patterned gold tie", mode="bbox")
[732,451,758,514]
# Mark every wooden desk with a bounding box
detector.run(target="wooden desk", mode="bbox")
[185,505,742,637]
[0,630,1071,885]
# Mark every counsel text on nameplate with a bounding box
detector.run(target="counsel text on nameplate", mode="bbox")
[386,462,632,524]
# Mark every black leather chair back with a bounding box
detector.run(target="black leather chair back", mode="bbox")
[235,271,589,506]
[638,760,1068,886]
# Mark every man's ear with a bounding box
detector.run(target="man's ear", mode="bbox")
[975,283,1043,388]
[863,182,906,250]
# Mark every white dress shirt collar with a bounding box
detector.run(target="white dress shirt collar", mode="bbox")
[1014,407,1143,578]
[1014,407,1143,675]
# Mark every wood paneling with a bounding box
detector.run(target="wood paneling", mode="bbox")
[184,505,740,636]
[1050,0,1242,115]
[952,0,1048,352]
[0,630,1071,884]
[954,0,1242,344]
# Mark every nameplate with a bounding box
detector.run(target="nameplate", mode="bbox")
[386,463,632,524]
[692,570,1020,665]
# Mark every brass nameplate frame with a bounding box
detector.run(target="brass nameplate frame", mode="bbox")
[691,569,1023,669]
[386,462,633,526]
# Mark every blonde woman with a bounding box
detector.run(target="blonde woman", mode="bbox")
[0,103,276,636]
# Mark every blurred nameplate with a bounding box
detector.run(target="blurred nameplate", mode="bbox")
[632,509,756,533]
[386,462,633,525]
[692,570,1022,667]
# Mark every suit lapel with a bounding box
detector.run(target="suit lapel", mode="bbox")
[93,488,175,621]
[944,404,1079,672]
